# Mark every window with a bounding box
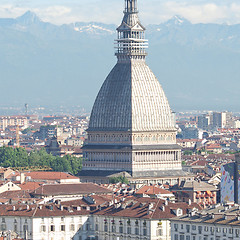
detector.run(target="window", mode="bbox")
[23,225,28,232]
[174,224,178,231]
[192,225,196,230]
[127,226,131,234]
[135,227,139,235]
[143,228,147,236]
[112,225,116,233]
[104,225,108,232]
[229,228,233,234]
[95,224,99,231]
[1,224,6,231]
[174,234,178,240]
[14,224,17,232]
[186,225,190,233]
[198,226,202,234]
[61,225,65,231]
[50,225,55,232]
[204,226,209,232]
[157,228,162,236]
[119,226,123,233]
[86,223,90,231]
[70,224,75,231]
[186,236,190,240]
[204,237,208,240]
[180,235,184,240]
[41,225,46,232]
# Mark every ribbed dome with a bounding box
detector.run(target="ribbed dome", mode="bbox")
[88,60,175,132]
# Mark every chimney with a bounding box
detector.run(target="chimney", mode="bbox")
[39,205,42,210]
[188,199,192,205]
[20,173,25,184]
[12,206,15,211]
[165,200,168,206]
[26,205,29,210]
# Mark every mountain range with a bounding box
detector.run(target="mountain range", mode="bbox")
[1,11,240,112]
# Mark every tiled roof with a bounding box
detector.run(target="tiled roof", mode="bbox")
[93,197,201,220]
[19,181,44,192]
[24,171,79,180]
[135,185,173,195]
[0,204,90,217]
[32,183,113,196]
[172,204,240,226]
[181,180,217,192]
[0,190,32,199]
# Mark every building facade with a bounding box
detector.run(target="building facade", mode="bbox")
[0,197,201,240]
[171,204,240,240]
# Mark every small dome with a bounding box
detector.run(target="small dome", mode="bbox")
[88,60,175,132]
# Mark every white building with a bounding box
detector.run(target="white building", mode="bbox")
[0,203,94,240]
[171,203,240,240]
[93,197,201,240]
[0,196,201,240]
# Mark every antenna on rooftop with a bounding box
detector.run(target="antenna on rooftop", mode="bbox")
[25,103,28,115]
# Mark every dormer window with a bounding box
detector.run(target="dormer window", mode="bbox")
[177,208,183,216]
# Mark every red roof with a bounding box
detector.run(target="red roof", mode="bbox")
[25,171,79,180]
[93,197,201,220]
[19,181,44,191]
[136,185,172,195]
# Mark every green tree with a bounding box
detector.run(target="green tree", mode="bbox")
[109,176,129,184]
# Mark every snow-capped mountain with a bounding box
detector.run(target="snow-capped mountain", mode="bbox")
[69,22,115,35]
[1,11,240,111]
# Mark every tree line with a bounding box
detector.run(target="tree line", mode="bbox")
[0,146,82,175]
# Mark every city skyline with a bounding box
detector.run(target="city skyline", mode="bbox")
[1,0,240,25]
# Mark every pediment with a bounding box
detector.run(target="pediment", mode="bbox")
[117,21,145,31]
[131,22,145,31]
[117,22,132,31]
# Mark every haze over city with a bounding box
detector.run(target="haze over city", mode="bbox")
[0,0,240,113]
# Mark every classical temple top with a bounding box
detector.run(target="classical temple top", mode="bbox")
[115,0,148,60]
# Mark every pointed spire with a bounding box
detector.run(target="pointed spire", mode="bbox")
[115,0,148,61]
[125,0,138,13]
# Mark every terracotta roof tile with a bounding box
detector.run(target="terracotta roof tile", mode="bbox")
[33,183,113,196]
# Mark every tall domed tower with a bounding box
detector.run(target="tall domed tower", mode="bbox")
[82,0,183,179]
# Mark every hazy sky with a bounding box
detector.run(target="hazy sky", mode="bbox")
[1,0,240,25]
